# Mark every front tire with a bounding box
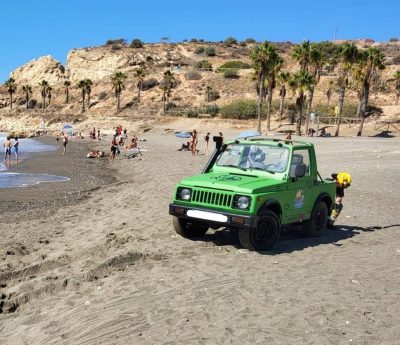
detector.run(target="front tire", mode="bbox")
[239,210,281,251]
[300,201,328,237]
[173,217,208,238]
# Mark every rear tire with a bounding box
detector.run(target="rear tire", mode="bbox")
[239,210,281,251]
[300,201,328,237]
[173,217,208,238]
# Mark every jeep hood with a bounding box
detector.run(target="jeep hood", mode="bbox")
[179,172,283,194]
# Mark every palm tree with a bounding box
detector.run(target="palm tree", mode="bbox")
[64,80,71,104]
[265,55,283,131]
[277,71,290,123]
[134,66,147,102]
[206,86,212,102]
[326,80,334,106]
[288,70,315,136]
[22,85,32,109]
[292,40,312,71]
[39,80,49,109]
[250,41,279,132]
[47,86,52,106]
[355,47,385,136]
[162,70,176,89]
[333,43,359,136]
[4,78,17,109]
[393,71,400,105]
[84,79,93,108]
[160,85,172,114]
[111,72,128,110]
[77,80,87,112]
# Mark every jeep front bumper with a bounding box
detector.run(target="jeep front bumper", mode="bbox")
[169,203,259,228]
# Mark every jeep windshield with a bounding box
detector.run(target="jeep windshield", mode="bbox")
[216,144,289,173]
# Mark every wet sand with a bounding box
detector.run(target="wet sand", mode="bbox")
[0,129,399,344]
[0,137,116,219]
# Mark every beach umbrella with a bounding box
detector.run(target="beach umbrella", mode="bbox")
[62,124,73,134]
[236,130,261,139]
[175,131,192,138]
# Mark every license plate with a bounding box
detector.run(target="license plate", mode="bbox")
[187,210,228,223]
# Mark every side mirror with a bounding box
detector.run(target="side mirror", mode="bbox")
[289,164,306,178]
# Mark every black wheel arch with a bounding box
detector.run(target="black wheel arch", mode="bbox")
[314,192,333,211]
[258,199,282,220]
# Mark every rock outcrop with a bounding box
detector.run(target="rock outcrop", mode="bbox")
[10,55,65,85]
[66,44,186,82]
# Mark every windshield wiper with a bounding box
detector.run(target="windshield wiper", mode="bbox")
[222,164,247,171]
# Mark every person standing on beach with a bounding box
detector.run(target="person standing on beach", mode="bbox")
[3,136,12,162]
[191,130,198,156]
[215,132,224,151]
[204,132,210,155]
[97,129,100,140]
[62,132,68,154]
[13,137,19,162]
[109,135,118,160]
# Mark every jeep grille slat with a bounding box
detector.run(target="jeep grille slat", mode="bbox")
[187,188,232,208]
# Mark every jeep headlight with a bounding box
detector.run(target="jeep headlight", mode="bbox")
[236,196,250,209]
[180,188,191,201]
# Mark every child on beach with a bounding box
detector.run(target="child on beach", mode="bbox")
[328,172,352,227]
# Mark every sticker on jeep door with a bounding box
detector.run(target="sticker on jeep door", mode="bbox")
[294,189,305,209]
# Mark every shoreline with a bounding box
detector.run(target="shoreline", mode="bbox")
[0,136,117,219]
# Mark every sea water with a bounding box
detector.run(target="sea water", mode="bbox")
[0,133,69,188]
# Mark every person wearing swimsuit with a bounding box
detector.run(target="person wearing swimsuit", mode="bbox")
[3,136,12,162]
[191,130,198,156]
[13,137,19,162]
[204,132,210,155]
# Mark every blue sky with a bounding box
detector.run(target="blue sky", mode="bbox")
[1,0,399,82]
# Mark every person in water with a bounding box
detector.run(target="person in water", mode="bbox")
[3,136,12,162]
[13,137,19,162]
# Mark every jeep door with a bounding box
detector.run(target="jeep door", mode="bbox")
[284,148,315,223]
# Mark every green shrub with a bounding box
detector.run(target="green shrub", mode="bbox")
[187,109,199,118]
[205,46,216,56]
[106,38,126,45]
[195,60,213,71]
[166,102,177,110]
[224,37,238,46]
[239,41,247,47]
[194,46,205,54]
[245,38,256,44]
[217,61,251,72]
[220,100,261,119]
[190,38,198,43]
[130,39,144,48]
[205,88,220,102]
[185,70,202,80]
[223,68,239,79]
[313,103,359,118]
[110,44,122,51]
[204,104,219,116]
[141,78,159,90]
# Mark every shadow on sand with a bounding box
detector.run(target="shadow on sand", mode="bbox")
[195,224,400,255]
[370,131,397,138]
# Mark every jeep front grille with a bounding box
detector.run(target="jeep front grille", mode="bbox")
[192,189,233,207]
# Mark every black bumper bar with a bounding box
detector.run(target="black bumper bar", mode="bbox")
[169,203,259,229]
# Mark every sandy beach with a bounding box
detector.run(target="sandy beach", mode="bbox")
[0,127,399,345]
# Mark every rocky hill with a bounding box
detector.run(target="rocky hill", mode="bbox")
[1,39,400,126]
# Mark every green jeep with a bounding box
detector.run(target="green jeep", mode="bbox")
[169,137,336,251]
